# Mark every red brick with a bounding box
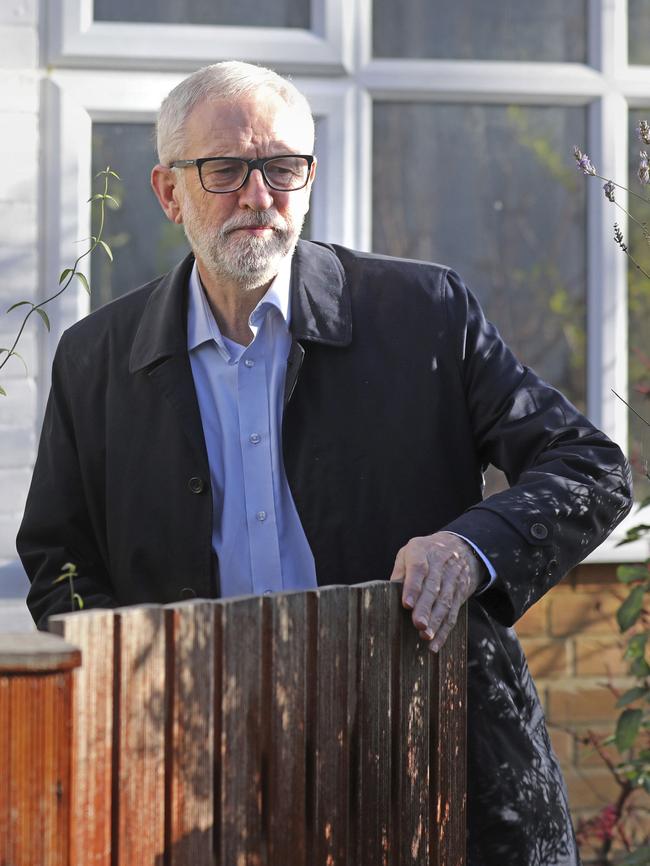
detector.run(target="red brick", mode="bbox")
[574,638,627,677]
[571,563,622,591]
[549,593,621,637]
[564,768,621,810]
[546,687,620,725]
[515,597,548,637]
[520,638,568,679]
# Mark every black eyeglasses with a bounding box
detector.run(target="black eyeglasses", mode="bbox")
[168,154,315,194]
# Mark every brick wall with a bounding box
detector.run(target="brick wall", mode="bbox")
[517,562,650,860]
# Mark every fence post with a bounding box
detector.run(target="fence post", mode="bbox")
[0,632,81,866]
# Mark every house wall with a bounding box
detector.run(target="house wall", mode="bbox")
[0,1,40,609]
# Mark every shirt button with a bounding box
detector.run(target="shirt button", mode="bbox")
[256,510,267,522]
[188,476,205,494]
[249,433,261,444]
[244,359,255,368]
[530,522,549,540]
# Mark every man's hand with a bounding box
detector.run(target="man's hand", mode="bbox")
[389,531,484,652]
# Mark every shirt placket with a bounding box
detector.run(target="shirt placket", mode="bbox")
[237,342,284,595]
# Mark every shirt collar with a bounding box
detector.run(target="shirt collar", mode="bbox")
[187,254,293,353]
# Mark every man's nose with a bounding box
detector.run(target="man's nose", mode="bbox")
[238,168,274,210]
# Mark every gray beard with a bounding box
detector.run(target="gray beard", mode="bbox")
[182,208,303,292]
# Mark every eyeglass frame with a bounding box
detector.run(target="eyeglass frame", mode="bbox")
[168,154,316,194]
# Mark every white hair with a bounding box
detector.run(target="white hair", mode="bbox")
[156,60,314,164]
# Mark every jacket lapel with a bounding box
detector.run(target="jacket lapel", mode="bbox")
[128,254,208,467]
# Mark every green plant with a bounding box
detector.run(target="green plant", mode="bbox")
[572,128,650,864]
[0,166,120,395]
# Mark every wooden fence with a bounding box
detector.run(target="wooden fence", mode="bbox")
[3,581,466,865]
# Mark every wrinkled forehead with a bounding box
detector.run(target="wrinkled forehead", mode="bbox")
[183,92,314,157]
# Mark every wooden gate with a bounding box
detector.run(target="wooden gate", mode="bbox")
[25,580,465,865]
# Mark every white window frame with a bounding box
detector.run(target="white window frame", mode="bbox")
[38,0,650,560]
[48,0,353,72]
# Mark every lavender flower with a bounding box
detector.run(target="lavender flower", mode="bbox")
[638,120,650,145]
[639,151,650,185]
[603,181,615,202]
[573,146,596,176]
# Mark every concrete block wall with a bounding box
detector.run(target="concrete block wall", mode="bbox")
[0,0,40,605]
[517,563,650,861]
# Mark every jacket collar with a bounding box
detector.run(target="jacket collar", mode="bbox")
[129,240,352,373]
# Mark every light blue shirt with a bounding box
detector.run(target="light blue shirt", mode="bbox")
[187,257,317,597]
[187,257,495,597]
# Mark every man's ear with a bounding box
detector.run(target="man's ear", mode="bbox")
[151,164,184,224]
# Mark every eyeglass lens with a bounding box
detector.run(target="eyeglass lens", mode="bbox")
[200,157,310,192]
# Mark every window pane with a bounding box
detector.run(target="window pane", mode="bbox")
[91,121,316,309]
[628,110,650,498]
[94,0,310,28]
[91,122,190,311]
[373,0,586,62]
[629,0,650,65]
[372,103,587,412]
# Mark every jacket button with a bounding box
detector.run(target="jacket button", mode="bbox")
[530,522,549,540]
[180,587,197,600]
[188,476,205,494]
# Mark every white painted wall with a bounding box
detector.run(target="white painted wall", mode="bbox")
[0,0,40,623]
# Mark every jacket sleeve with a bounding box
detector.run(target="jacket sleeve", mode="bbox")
[440,269,633,626]
[17,337,118,630]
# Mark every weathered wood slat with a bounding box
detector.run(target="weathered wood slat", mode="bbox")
[353,581,398,866]
[50,609,115,866]
[115,605,167,865]
[265,591,308,866]
[431,605,467,866]
[215,595,265,866]
[395,586,433,866]
[308,586,352,866]
[165,600,215,866]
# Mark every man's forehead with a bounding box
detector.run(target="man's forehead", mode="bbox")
[184,94,313,153]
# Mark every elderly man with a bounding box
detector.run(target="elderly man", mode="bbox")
[18,61,632,865]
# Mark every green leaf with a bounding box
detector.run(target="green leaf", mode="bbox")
[103,194,120,207]
[88,193,107,202]
[625,633,648,660]
[74,272,90,294]
[616,707,643,751]
[6,300,32,313]
[617,524,650,545]
[59,268,73,284]
[61,562,77,574]
[98,240,113,262]
[107,169,120,179]
[617,585,646,631]
[616,686,650,708]
[35,307,50,332]
[619,845,650,865]
[52,574,68,585]
[0,385,6,397]
[72,593,84,610]
[618,565,650,583]
[631,657,650,677]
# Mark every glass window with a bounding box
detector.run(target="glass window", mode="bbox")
[90,121,316,309]
[93,0,310,28]
[627,110,650,498]
[372,103,587,411]
[91,122,190,311]
[372,0,587,62]
[629,0,650,65]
